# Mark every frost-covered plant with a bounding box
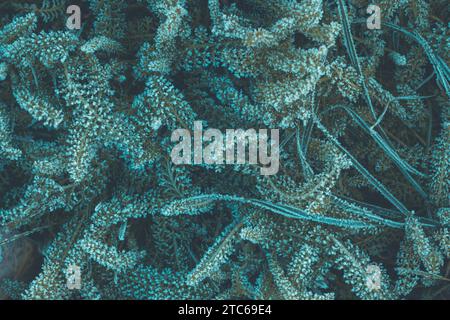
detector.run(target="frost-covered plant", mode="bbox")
[0,0,448,300]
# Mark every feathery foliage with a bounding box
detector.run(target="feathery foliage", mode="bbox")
[0,0,449,300]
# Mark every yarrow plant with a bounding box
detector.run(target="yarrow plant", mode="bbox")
[0,0,448,300]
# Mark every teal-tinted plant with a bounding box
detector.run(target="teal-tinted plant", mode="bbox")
[0,0,448,300]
